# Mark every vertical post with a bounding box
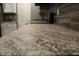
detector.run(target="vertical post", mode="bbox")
[57,9,59,16]
[0,23,1,37]
[16,3,19,29]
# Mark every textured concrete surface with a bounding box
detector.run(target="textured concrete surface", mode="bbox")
[1,21,17,36]
[0,24,79,56]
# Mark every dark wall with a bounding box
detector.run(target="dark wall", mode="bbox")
[0,4,3,37]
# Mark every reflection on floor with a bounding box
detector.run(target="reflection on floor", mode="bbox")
[1,21,17,36]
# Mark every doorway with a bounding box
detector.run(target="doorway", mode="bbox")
[49,12,55,24]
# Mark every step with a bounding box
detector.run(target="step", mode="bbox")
[31,21,47,24]
[71,22,79,25]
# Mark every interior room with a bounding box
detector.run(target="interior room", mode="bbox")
[0,3,79,56]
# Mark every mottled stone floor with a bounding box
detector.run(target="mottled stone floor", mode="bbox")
[0,24,79,56]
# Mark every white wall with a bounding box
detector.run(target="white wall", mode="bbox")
[31,3,41,20]
[17,3,31,27]
[3,3,16,13]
